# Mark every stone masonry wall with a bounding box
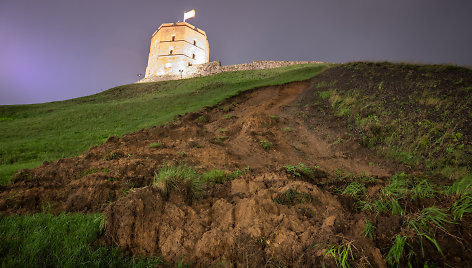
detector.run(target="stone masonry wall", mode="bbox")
[137,60,323,83]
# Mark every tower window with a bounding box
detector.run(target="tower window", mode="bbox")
[193,40,196,46]
[192,54,195,59]
[169,50,173,54]
[172,36,175,41]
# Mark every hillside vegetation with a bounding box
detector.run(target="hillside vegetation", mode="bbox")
[307,62,472,179]
[1,62,472,267]
[0,63,327,185]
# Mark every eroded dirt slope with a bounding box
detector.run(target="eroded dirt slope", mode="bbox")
[1,72,470,267]
[105,172,386,267]
[0,80,392,215]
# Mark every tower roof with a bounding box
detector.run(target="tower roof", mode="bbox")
[151,22,206,38]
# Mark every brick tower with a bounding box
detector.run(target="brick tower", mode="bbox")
[144,22,210,78]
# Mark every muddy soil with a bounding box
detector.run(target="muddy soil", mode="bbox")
[0,80,392,215]
[105,172,385,267]
[1,72,470,266]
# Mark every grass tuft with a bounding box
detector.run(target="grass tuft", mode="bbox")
[153,164,201,203]
[410,179,436,200]
[382,173,410,199]
[148,142,163,148]
[202,168,250,184]
[324,241,354,268]
[223,113,234,119]
[260,140,273,150]
[341,182,366,197]
[362,220,376,239]
[447,173,472,195]
[386,235,408,268]
[451,192,472,221]
[202,169,228,184]
[406,207,453,257]
[284,163,321,178]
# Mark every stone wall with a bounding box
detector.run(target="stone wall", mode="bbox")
[137,60,323,83]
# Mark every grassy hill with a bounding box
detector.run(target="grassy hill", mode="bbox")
[1,62,472,267]
[0,63,327,185]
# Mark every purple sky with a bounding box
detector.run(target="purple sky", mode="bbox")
[1,0,471,105]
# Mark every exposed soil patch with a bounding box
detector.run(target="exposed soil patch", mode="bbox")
[105,172,386,267]
[1,63,471,267]
[0,80,392,215]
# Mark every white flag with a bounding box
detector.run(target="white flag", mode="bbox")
[183,9,195,22]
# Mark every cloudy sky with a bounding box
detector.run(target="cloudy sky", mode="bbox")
[1,0,471,105]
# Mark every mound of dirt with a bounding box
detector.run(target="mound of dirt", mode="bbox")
[105,172,385,267]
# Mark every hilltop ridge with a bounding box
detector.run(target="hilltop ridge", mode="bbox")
[138,60,323,83]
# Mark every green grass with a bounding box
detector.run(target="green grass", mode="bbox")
[382,173,410,198]
[202,169,228,184]
[269,115,279,122]
[390,198,404,216]
[451,193,472,220]
[410,179,436,200]
[357,172,444,216]
[362,220,376,239]
[357,173,417,215]
[0,63,328,185]
[148,142,163,148]
[359,197,404,216]
[223,113,234,119]
[383,207,453,267]
[154,165,250,201]
[259,140,273,150]
[324,241,354,268]
[284,162,320,178]
[153,164,201,202]
[341,182,366,197]
[202,168,249,184]
[358,199,389,214]
[319,90,332,100]
[403,207,452,260]
[0,213,162,267]
[386,235,408,268]
[447,173,472,195]
[381,172,438,201]
[352,171,472,266]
